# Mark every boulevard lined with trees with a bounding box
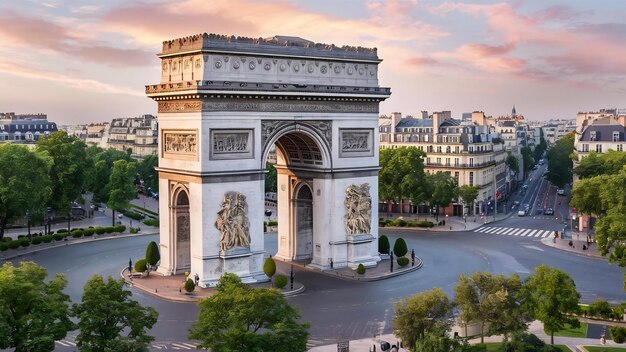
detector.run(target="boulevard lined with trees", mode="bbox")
[0,131,159,240]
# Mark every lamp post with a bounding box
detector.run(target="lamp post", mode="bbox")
[46,207,52,235]
[68,202,72,233]
[26,210,31,240]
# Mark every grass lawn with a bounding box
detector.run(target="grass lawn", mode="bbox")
[585,347,626,352]
[546,322,588,337]
[482,342,570,351]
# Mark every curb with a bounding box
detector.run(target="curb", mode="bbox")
[120,267,306,302]
[290,256,424,282]
[539,238,605,260]
[0,231,159,261]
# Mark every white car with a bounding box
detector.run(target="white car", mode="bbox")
[557,189,565,196]
[518,210,526,216]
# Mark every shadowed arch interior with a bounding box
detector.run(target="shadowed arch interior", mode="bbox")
[275,132,323,167]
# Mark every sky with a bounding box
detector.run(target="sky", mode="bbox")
[1,0,625,124]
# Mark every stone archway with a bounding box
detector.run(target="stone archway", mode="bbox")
[172,187,190,274]
[147,33,390,286]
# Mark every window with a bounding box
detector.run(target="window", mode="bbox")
[469,172,474,186]
[436,157,441,165]
[582,144,589,152]
[446,146,451,153]
[596,144,602,152]
[454,158,459,166]
[590,131,596,141]
[437,146,442,153]
[469,158,474,166]
[445,158,450,166]
[613,131,620,142]
[454,172,459,182]
[618,144,623,152]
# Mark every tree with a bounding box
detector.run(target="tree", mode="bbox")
[136,154,158,193]
[378,235,390,254]
[0,145,52,239]
[533,137,547,163]
[86,147,134,204]
[458,185,479,216]
[570,175,611,218]
[505,152,520,177]
[521,265,580,345]
[107,160,137,226]
[263,256,276,280]
[392,288,454,351]
[189,273,309,352]
[73,275,158,352]
[428,172,458,219]
[265,162,277,193]
[453,272,528,343]
[520,146,534,179]
[146,241,160,266]
[575,151,626,179]
[393,237,408,257]
[0,261,74,352]
[546,132,574,188]
[379,147,428,215]
[36,131,89,212]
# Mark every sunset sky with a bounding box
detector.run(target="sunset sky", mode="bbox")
[1,0,625,124]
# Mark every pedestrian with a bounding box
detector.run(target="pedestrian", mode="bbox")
[194,273,199,286]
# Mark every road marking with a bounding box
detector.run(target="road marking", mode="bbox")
[56,341,71,347]
[501,228,515,235]
[519,229,533,237]
[475,227,489,233]
[181,343,196,348]
[510,229,524,236]
[541,230,552,238]
[523,245,544,252]
[527,229,538,237]
[484,227,500,234]
[171,343,191,349]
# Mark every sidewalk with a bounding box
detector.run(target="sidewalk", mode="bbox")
[380,211,512,232]
[540,232,604,259]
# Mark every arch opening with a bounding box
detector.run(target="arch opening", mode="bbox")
[172,187,191,273]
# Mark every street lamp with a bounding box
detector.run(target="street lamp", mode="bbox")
[26,210,31,240]
[68,202,72,232]
[46,207,52,235]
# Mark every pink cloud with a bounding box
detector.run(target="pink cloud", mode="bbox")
[0,11,152,67]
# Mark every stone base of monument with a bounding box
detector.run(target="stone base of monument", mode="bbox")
[346,234,380,269]
[200,247,268,287]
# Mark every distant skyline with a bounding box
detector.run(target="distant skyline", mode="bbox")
[1,0,625,124]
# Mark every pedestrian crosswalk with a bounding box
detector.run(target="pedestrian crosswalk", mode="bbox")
[474,226,554,238]
[56,340,198,350]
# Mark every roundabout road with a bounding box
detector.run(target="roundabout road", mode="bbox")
[8,227,625,348]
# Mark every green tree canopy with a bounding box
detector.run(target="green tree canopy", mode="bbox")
[36,131,89,212]
[574,151,626,179]
[189,273,309,352]
[72,275,158,352]
[265,162,277,193]
[0,261,74,352]
[379,147,428,213]
[533,137,547,162]
[107,160,137,223]
[458,185,479,216]
[521,265,580,345]
[546,132,574,188]
[521,146,535,179]
[136,155,158,193]
[505,152,520,176]
[85,147,134,203]
[453,272,528,343]
[392,287,454,351]
[0,145,52,239]
[428,172,458,216]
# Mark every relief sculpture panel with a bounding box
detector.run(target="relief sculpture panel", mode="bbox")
[210,129,253,160]
[344,183,372,236]
[215,192,251,251]
[339,129,374,158]
[163,130,198,160]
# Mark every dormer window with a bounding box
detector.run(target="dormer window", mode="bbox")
[613,131,620,142]
[590,131,596,141]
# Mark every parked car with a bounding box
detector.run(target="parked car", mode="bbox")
[557,189,565,196]
[513,200,520,206]
[518,210,526,216]
[543,208,554,215]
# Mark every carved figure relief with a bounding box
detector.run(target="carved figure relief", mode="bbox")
[339,129,374,157]
[210,130,253,159]
[158,101,202,113]
[215,192,251,251]
[344,183,372,236]
[163,131,197,156]
[176,214,190,241]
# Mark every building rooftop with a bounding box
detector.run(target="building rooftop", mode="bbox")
[159,33,380,62]
[579,125,625,142]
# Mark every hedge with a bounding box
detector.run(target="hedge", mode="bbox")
[8,240,20,249]
[53,233,65,241]
[378,235,390,254]
[0,243,8,251]
[42,235,53,243]
[266,220,278,226]
[611,326,626,343]
[105,226,115,234]
[123,210,145,220]
[146,241,160,266]
[274,274,288,289]
[184,278,196,293]
[393,238,408,257]
[114,225,126,233]
[83,228,95,236]
[71,230,84,238]
[263,257,276,278]
[135,258,148,273]
[19,238,30,247]
[2,237,11,242]
[397,257,410,267]
[130,227,138,234]
[129,203,159,217]
[356,263,366,275]
[57,229,68,233]
[32,237,43,245]
[379,219,434,228]
[143,219,159,227]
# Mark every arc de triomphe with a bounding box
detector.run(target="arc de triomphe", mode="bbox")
[146,34,390,287]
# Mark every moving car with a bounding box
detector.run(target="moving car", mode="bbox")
[543,208,554,215]
[518,210,526,216]
[513,200,520,206]
[557,189,565,196]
